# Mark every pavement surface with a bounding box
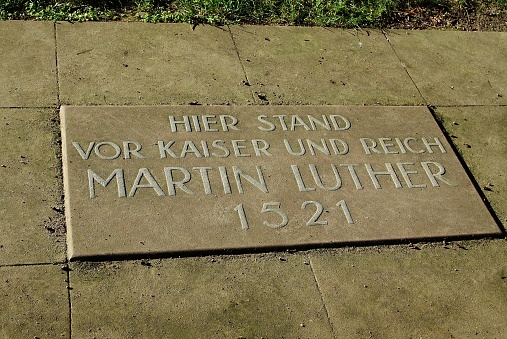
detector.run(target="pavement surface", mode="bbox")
[0,21,506,338]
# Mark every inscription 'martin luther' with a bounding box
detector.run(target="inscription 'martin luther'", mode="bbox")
[61,106,500,260]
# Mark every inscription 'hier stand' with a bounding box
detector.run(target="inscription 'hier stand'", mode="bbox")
[60,105,501,260]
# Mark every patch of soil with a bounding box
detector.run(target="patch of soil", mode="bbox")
[383,6,507,31]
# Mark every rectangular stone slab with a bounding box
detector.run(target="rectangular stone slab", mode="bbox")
[61,105,501,260]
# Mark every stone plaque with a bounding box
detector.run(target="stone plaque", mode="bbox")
[61,105,500,260]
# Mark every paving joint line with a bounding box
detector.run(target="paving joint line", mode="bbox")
[308,257,337,339]
[382,30,428,106]
[66,265,73,339]
[0,106,58,109]
[54,22,61,107]
[0,262,66,268]
[430,104,507,108]
[49,29,71,332]
[227,25,257,104]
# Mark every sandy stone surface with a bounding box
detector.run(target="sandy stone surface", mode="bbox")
[0,21,57,107]
[0,109,65,265]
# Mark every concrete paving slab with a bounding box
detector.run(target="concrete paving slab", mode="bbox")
[434,106,507,230]
[386,30,507,106]
[0,109,66,265]
[1,22,504,338]
[0,264,69,338]
[56,22,252,105]
[0,21,58,107]
[60,105,500,260]
[309,240,507,338]
[69,254,332,338]
[230,26,423,105]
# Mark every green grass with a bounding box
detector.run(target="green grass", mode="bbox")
[134,0,399,26]
[0,0,506,26]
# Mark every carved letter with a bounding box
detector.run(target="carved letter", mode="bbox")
[164,167,194,195]
[129,168,165,197]
[88,168,126,198]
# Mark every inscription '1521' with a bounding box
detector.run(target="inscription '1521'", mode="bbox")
[234,200,353,230]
